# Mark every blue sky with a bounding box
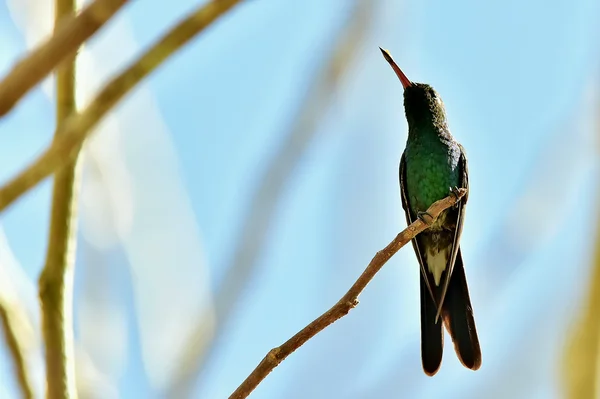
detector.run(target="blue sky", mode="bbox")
[1,0,599,398]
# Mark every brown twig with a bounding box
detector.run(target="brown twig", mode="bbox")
[0,0,244,213]
[0,0,128,117]
[228,190,466,399]
[38,0,81,398]
[0,299,34,399]
[167,2,373,396]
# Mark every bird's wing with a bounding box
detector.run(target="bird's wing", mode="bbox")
[434,144,469,321]
[399,152,436,304]
[457,143,469,206]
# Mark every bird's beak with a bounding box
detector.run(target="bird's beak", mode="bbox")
[379,47,412,89]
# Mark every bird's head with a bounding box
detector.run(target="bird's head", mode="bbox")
[380,47,447,129]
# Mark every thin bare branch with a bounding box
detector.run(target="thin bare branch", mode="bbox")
[0,0,128,117]
[228,190,466,399]
[0,0,244,213]
[0,299,34,399]
[168,2,373,396]
[38,0,81,398]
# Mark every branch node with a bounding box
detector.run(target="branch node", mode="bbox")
[337,299,358,316]
[266,347,282,366]
[347,299,359,309]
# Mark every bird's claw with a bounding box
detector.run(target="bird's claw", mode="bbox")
[417,210,435,225]
[449,186,462,200]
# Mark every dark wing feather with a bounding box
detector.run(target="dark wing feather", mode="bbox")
[420,272,444,375]
[441,248,482,370]
[399,152,436,303]
[400,152,443,376]
[434,145,469,321]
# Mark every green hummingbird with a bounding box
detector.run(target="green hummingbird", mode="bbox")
[380,47,481,376]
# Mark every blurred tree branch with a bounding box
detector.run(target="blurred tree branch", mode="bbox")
[228,191,466,399]
[562,215,600,398]
[168,2,373,396]
[0,0,244,213]
[0,297,34,399]
[561,190,600,394]
[0,0,128,118]
[38,0,81,397]
[0,230,38,399]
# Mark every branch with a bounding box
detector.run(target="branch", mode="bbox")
[38,0,80,397]
[0,0,128,118]
[0,299,34,399]
[0,0,244,213]
[228,190,467,399]
[0,230,37,399]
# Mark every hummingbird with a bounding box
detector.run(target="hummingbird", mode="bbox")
[380,47,481,376]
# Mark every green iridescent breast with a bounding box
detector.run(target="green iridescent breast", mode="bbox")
[404,138,461,213]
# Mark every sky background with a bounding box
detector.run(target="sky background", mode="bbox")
[0,0,600,398]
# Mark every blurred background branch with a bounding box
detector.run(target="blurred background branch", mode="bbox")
[0,297,34,399]
[0,0,128,118]
[167,1,374,396]
[561,103,600,398]
[38,0,81,397]
[562,218,600,398]
[0,227,41,399]
[0,0,243,213]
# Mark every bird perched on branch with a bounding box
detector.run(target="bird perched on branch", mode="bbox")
[380,47,481,376]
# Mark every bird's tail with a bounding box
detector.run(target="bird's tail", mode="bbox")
[441,248,481,370]
[420,271,443,376]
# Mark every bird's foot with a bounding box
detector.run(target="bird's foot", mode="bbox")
[449,186,462,200]
[449,186,463,207]
[417,211,435,225]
